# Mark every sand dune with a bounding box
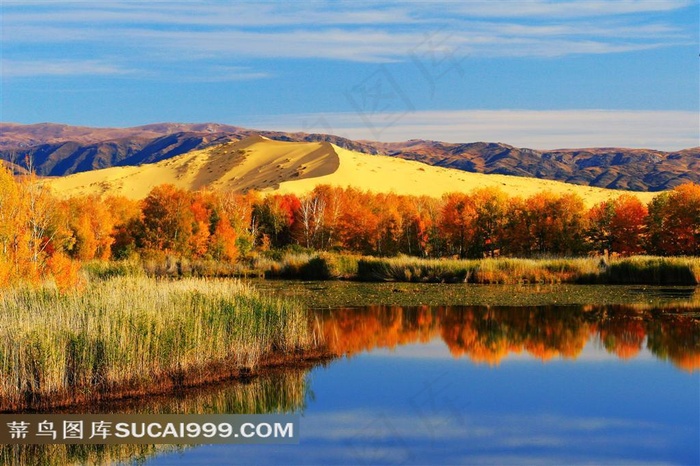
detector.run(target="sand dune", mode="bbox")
[45,136,338,199]
[45,137,658,206]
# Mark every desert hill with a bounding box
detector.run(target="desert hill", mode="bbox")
[3,122,698,191]
[375,140,700,192]
[45,136,338,200]
[45,136,658,207]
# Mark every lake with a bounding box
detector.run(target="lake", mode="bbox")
[143,284,699,466]
[3,284,698,465]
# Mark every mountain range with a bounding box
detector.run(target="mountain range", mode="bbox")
[1,122,698,192]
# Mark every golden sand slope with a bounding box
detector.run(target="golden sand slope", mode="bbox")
[45,136,338,199]
[45,136,658,206]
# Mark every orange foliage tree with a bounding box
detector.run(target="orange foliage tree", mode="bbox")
[64,195,116,261]
[0,165,80,289]
[588,194,648,256]
[336,188,381,254]
[470,187,508,257]
[138,184,195,255]
[647,184,700,255]
[609,194,648,256]
[104,195,142,259]
[505,192,588,256]
[2,172,699,290]
[439,192,476,258]
[254,194,300,248]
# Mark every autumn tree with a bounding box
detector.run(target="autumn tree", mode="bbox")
[0,166,27,284]
[296,191,326,249]
[336,188,380,254]
[307,185,345,250]
[138,184,195,255]
[105,195,142,259]
[0,165,79,288]
[501,192,590,257]
[375,193,404,256]
[209,210,238,262]
[219,190,257,255]
[470,187,508,257]
[254,194,300,248]
[64,195,116,261]
[586,200,615,255]
[406,195,438,257]
[22,175,62,277]
[647,183,700,255]
[608,194,647,256]
[189,191,213,258]
[439,192,476,258]
[500,196,525,256]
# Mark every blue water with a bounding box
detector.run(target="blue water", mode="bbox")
[147,335,700,465]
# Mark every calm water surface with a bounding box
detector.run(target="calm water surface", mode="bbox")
[144,297,699,466]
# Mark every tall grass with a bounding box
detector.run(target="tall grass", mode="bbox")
[355,256,601,284]
[355,255,699,285]
[580,256,700,285]
[257,252,359,280]
[0,277,316,411]
[83,253,699,285]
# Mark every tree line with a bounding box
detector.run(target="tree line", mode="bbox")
[1,164,698,287]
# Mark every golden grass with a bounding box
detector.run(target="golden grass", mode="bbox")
[84,253,700,285]
[0,276,315,411]
[355,256,601,284]
[595,255,700,285]
[257,253,700,285]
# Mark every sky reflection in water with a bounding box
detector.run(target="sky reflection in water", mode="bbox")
[148,304,699,465]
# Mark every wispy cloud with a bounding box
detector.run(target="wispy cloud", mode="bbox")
[1,59,134,78]
[1,1,694,63]
[0,59,269,82]
[176,66,272,82]
[247,109,700,151]
[444,0,696,18]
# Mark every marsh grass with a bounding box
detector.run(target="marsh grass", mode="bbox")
[0,277,314,411]
[258,252,359,280]
[355,255,699,285]
[141,257,242,278]
[81,259,144,280]
[83,253,699,285]
[579,256,700,285]
[355,256,601,284]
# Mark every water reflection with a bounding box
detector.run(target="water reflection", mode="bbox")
[0,369,315,466]
[315,304,700,371]
[4,300,699,466]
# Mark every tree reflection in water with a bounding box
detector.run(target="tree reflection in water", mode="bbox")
[315,304,700,371]
[4,303,697,465]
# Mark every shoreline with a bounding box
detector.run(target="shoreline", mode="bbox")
[1,349,337,414]
[140,254,700,286]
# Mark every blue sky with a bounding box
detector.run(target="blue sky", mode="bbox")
[1,1,698,149]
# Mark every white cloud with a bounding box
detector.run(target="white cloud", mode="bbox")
[247,109,700,151]
[443,0,696,18]
[0,59,269,82]
[0,59,134,78]
[1,1,694,62]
